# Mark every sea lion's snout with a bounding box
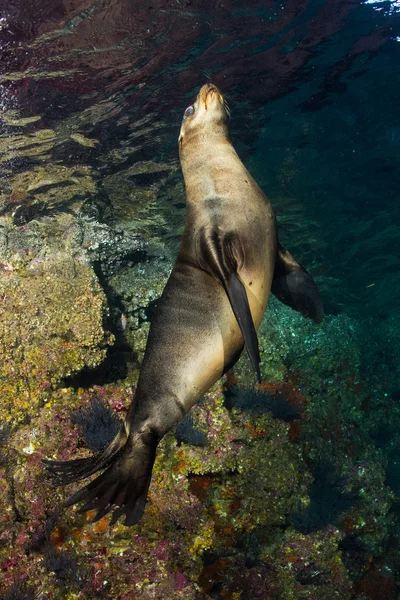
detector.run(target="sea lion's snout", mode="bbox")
[198,83,224,108]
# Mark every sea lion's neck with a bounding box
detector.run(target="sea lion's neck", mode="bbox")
[180,130,235,170]
[180,132,243,201]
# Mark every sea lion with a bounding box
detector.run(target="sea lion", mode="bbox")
[44,83,323,526]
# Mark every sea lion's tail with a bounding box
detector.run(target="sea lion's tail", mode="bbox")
[43,428,158,526]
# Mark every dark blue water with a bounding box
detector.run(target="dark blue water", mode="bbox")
[0,1,400,598]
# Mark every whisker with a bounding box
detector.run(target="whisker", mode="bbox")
[223,98,231,119]
[201,69,212,82]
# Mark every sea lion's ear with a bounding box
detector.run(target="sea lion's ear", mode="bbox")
[272,243,323,323]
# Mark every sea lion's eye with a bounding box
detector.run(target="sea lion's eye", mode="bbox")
[184,105,194,117]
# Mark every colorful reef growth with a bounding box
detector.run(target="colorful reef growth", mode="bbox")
[0,201,398,598]
[0,378,317,599]
[1,293,399,599]
[0,256,113,425]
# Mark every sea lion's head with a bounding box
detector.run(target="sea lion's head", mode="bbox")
[178,83,229,149]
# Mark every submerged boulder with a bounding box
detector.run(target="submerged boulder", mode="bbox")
[0,257,113,424]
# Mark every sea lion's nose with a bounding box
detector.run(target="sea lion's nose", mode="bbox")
[199,83,224,106]
[204,83,218,93]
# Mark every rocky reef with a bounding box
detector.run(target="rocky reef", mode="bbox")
[0,142,398,599]
[0,260,399,598]
[0,256,112,424]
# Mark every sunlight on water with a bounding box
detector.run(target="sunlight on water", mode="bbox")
[364,0,400,13]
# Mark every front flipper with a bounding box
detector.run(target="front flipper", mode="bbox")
[271,242,323,323]
[200,228,261,383]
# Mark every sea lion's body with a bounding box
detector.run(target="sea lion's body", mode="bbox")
[46,84,322,526]
[134,139,276,434]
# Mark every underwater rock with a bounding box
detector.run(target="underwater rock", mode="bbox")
[0,325,395,599]
[0,380,313,598]
[276,528,353,599]
[78,216,147,278]
[258,296,361,383]
[107,258,170,367]
[155,385,312,539]
[0,257,113,424]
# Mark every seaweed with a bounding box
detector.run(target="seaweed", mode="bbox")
[290,465,356,533]
[2,582,37,600]
[71,398,122,452]
[174,414,208,447]
[224,385,302,421]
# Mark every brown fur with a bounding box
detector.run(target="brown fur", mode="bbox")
[134,83,277,434]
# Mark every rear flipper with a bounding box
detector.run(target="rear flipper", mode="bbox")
[271,242,323,323]
[43,429,158,526]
